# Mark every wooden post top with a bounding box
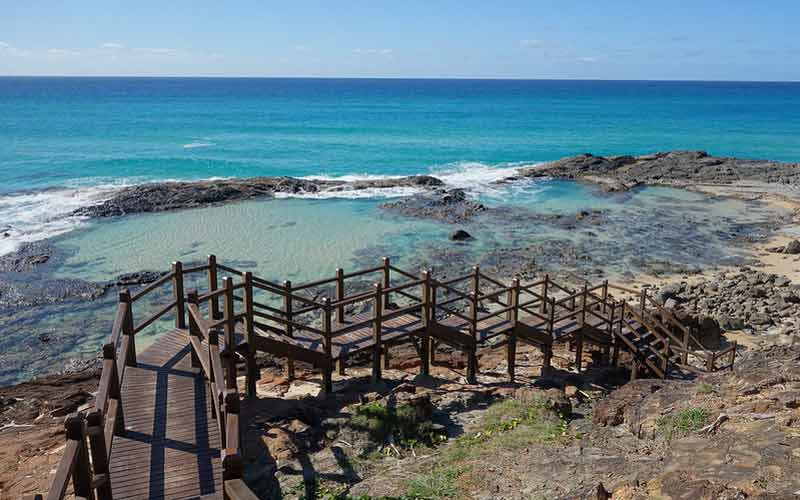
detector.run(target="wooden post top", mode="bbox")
[64,413,83,440]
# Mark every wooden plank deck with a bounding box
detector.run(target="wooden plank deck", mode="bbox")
[250,310,425,361]
[109,328,223,500]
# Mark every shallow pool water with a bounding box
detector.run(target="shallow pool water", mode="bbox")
[0,179,785,386]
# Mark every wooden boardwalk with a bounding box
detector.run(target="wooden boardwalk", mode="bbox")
[38,255,738,500]
[109,329,223,500]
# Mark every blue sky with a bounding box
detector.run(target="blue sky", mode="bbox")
[2,1,799,80]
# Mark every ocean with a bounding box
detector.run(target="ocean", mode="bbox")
[0,77,798,384]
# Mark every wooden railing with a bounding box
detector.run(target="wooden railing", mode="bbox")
[38,260,227,500]
[186,296,259,500]
[606,284,736,372]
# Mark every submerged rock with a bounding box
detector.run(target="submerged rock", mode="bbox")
[450,229,473,241]
[380,188,487,223]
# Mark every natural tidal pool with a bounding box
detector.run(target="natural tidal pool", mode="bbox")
[0,179,785,385]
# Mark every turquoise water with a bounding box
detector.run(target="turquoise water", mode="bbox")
[0,78,797,385]
[2,78,800,193]
[1,78,799,254]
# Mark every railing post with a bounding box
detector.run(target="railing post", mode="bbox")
[682,327,690,365]
[467,280,479,384]
[86,410,112,500]
[429,280,438,365]
[601,280,609,315]
[335,268,345,323]
[541,274,549,314]
[640,288,647,314]
[321,298,333,393]
[242,272,258,398]
[283,280,295,380]
[382,257,391,310]
[372,283,383,383]
[208,255,222,320]
[508,279,520,382]
[102,342,125,434]
[119,290,136,367]
[222,277,237,390]
[172,261,186,329]
[420,270,431,376]
[65,413,94,500]
[580,284,588,326]
[223,389,241,473]
[208,328,221,424]
[187,290,201,369]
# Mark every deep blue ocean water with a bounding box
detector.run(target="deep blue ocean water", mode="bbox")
[2,77,799,193]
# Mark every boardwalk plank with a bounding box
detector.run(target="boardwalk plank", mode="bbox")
[109,329,223,500]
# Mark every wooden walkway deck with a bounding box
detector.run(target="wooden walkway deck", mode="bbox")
[109,328,223,500]
[39,256,737,500]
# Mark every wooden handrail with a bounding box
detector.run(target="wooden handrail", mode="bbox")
[432,279,472,301]
[132,300,178,333]
[129,270,175,302]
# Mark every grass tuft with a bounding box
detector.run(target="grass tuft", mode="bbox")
[656,407,710,440]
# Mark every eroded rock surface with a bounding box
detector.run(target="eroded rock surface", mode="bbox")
[75,175,444,217]
[517,150,800,187]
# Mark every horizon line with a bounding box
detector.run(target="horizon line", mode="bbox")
[1,75,799,84]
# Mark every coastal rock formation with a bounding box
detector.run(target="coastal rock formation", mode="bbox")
[517,150,800,187]
[380,188,487,223]
[75,175,444,217]
[0,242,54,273]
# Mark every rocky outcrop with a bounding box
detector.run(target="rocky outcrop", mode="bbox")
[517,150,800,187]
[74,175,444,217]
[380,188,488,223]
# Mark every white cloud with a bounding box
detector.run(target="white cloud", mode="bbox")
[133,47,179,56]
[576,56,599,63]
[100,42,125,50]
[520,39,545,48]
[0,42,30,57]
[294,45,310,52]
[47,48,81,56]
[353,48,392,55]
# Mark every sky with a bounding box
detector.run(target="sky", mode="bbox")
[2,1,799,81]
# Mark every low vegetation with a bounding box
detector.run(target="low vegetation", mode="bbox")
[299,397,571,500]
[656,407,710,440]
[349,401,447,452]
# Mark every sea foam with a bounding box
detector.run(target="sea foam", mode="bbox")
[0,185,122,255]
[0,162,540,255]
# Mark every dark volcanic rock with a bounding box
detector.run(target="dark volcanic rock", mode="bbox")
[450,229,473,241]
[380,189,488,223]
[0,242,55,273]
[75,175,444,217]
[784,239,800,254]
[112,270,168,287]
[0,278,106,311]
[516,150,800,187]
